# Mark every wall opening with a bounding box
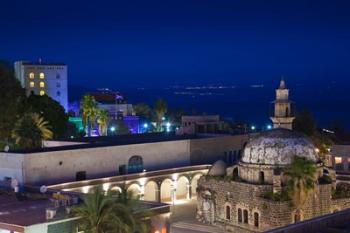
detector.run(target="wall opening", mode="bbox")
[76,171,86,181]
[254,212,259,227]
[243,209,248,224]
[226,205,231,220]
[128,156,143,173]
[259,171,265,184]
[238,208,242,223]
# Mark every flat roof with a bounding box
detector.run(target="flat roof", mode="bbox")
[6,133,215,154]
[0,192,170,230]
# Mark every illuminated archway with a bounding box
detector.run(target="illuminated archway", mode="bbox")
[144,181,158,201]
[176,176,189,200]
[191,174,203,197]
[160,179,173,202]
[127,183,141,199]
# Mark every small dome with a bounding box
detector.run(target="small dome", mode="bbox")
[242,129,318,166]
[208,160,227,176]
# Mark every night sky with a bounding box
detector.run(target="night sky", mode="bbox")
[1,0,350,89]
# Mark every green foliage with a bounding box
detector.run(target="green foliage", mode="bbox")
[27,94,68,139]
[332,182,350,199]
[80,95,98,136]
[293,108,334,161]
[154,99,167,131]
[12,113,53,150]
[293,109,317,136]
[97,109,109,136]
[74,186,148,233]
[0,61,26,141]
[318,175,332,184]
[133,103,152,119]
[284,156,317,207]
[261,191,291,202]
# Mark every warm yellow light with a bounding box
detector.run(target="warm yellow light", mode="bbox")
[39,72,45,79]
[30,81,35,87]
[40,82,45,88]
[29,72,34,79]
[335,157,342,164]
[39,90,45,96]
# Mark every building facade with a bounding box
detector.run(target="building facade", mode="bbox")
[14,60,68,111]
[0,134,248,185]
[196,129,348,233]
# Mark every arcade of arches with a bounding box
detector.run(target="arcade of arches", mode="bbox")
[81,172,205,204]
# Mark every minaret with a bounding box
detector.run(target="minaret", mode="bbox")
[270,79,295,130]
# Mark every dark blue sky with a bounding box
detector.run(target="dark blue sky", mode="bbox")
[1,0,350,88]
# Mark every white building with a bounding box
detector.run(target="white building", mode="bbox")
[14,60,68,112]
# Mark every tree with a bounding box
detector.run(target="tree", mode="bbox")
[0,61,26,142]
[112,187,149,233]
[80,95,98,137]
[284,156,317,208]
[97,109,109,136]
[134,103,152,119]
[74,186,148,233]
[12,113,53,150]
[27,94,68,139]
[293,109,317,136]
[74,186,131,233]
[154,99,167,131]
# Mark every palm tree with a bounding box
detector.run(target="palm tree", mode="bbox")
[284,156,317,208]
[154,99,167,132]
[111,187,149,233]
[12,113,53,149]
[74,186,131,233]
[81,95,98,137]
[97,109,109,136]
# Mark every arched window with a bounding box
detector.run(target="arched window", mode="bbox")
[225,205,231,220]
[243,209,248,224]
[39,72,45,79]
[259,171,265,184]
[238,208,242,223]
[128,156,143,173]
[294,213,301,223]
[254,212,259,227]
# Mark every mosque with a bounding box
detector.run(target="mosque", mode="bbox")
[196,80,350,232]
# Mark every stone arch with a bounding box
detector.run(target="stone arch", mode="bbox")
[237,208,243,223]
[191,173,203,197]
[243,209,248,224]
[293,209,304,223]
[259,171,265,184]
[176,176,189,200]
[224,202,232,220]
[160,178,173,202]
[254,212,259,227]
[110,186,122,194]
[127,183,141,199]
[144,180,159,202]
[128,155,143,173]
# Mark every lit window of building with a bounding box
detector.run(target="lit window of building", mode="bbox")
[335,157,343,170]
[29,81,35,87]
[39,90,45,96]
[29,72,34,79]
[39,72,45,79]
[40,82,45,88]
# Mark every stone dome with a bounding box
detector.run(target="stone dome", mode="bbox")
[242,129,318,166]
[208,160,227,176]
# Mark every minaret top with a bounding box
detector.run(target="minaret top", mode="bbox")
[279,78,286,89]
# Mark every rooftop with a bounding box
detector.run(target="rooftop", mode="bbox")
[5,133,212,154]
